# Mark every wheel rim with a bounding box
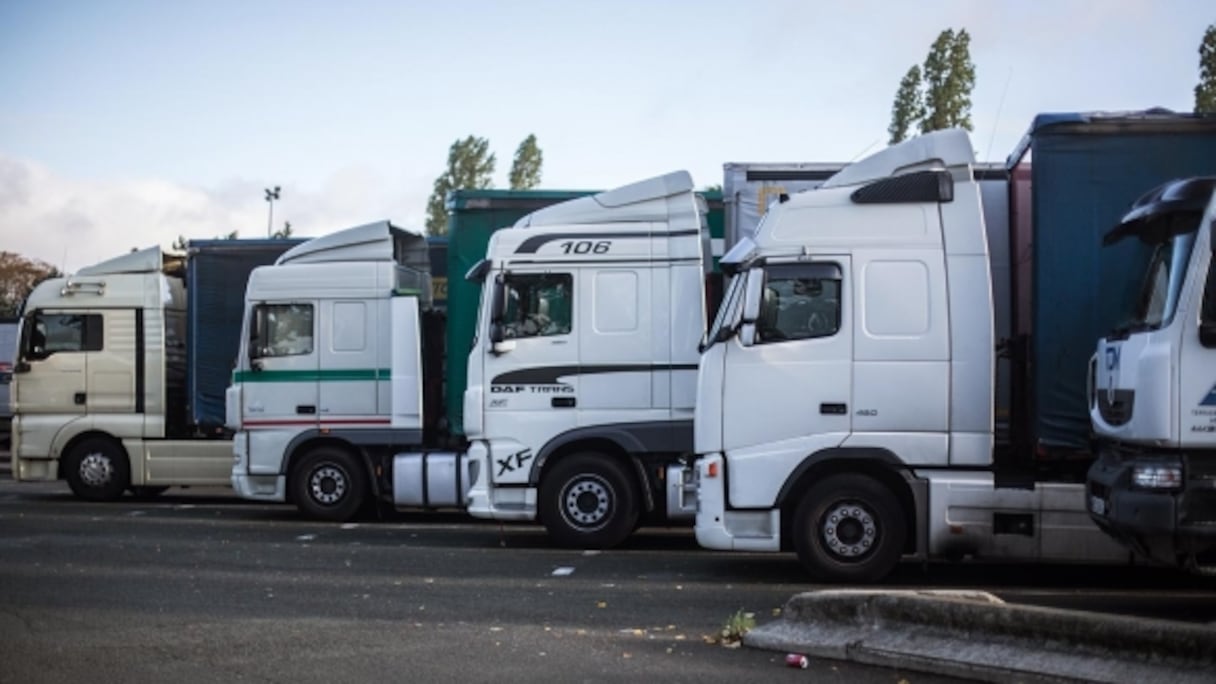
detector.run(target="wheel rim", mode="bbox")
[308,465,347,505]
[820,501,878,560]
[78,451,114,488]
[560,474,614,531]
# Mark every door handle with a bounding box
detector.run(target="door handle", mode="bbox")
[551,397,576,408]
[74,392,87,405]
[296,405,316,415]
[820,403,847,415]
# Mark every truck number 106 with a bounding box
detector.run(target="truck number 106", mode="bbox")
[559,240,611,255]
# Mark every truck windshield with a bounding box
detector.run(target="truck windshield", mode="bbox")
[700,272,744,352]
[1117,231,1197,335]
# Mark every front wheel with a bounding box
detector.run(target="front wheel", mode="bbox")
[63,437,131,502]
[791,473,906,583]
[290,447,367,522]
[539,454,639,549]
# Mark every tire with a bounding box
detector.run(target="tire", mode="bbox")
[290,447,367,522]
[63,437,130,502]
[791,473,906,583]
[539,453,639,549]
[130,486,170,500]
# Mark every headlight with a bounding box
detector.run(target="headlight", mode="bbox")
[1131,462,1183,491]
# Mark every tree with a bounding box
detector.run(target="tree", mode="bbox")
[919,28,975,134]
[272,222,293,239]
[509,134,544,190]
[425,136,497,236]
[0,252,60,317]
[1196,24,1216,114]
[888,65,925,144]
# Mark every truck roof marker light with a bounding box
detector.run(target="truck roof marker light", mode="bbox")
[706,461,719,478]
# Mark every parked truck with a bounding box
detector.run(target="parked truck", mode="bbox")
[689,111,1216,582]
[230,173,722,547]
[1088,176,1216,573]
[10,239,300,499]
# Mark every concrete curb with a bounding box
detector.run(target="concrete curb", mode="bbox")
[744,589,1216,683]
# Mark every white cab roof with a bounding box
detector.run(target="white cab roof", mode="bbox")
[276,221,425,266]
[76,246,171,276]
[513,171,696,229]
[821,128,975,189]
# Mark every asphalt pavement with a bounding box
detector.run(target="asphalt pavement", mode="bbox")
[1,454,1213,683]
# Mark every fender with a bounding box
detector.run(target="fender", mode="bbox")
[280,427,426,498]
[527,420,694,484]
[773,446,910,507]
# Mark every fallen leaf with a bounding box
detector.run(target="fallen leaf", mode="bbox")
[596,601,607,609]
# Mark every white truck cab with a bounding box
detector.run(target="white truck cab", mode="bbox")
[1088,177,1216,572]
[228,222,439,521]
[464,171,712,547]
[11,248,228,498]
[693,130,1127,581]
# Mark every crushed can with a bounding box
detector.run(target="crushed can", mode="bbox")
[785,653,808,669]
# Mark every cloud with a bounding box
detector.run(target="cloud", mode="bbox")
[0,154,430,273]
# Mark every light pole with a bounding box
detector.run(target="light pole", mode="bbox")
[265,186,281,237]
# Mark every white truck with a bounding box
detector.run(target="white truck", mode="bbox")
[10,241,298,499]
[230,172,713,547]
[690,128,1138,582]
[1088,176,1216,573]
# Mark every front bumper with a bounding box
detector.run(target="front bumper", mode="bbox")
[693,453,780,552]
[1087,447,1216,566]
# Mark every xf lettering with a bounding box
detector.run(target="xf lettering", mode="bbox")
[497,449,534,477]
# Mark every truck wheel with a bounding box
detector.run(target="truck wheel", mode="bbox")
[792,473,906,583]
[63,437,131,502]
[539,453,639,549]
[290,447,366,522]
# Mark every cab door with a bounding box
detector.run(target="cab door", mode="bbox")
[1182,249,1216,446]
[240,301,319,434]
[481,270,579,484]
[12,310,98,415]
[720,260,853,507]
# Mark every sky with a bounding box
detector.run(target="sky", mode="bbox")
[0,0,1211,272]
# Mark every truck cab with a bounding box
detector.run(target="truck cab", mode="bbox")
[693,130,1128,582]
[1088,177,1216,571]
[228,222,439,521]
[11,248,199,498]
[463,170,713,547]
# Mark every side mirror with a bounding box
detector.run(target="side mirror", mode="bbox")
[489,322,505,345]
[491,338,516,356]
[741,270,764,324]
[1200,322,1216,348]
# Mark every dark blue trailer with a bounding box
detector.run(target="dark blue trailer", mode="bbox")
[186,239,303,432]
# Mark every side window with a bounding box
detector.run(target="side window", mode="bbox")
[755,264,841,344]
[251,303,314,358]
[25,312,103,359]
[501,273,572,339]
